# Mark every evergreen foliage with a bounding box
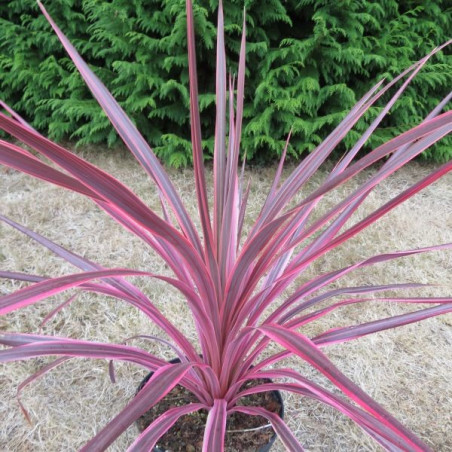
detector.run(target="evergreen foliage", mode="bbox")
[1,0,451,165]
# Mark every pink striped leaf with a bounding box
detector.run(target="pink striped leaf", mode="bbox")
[0,271,45,283]
[0,113,215,307]
[37,1,203,256]
[0,268,160,315]
[218,9,247,287]
[240,116,452,303]
[313,303,452,346]
[202,399,228,452]
[213,0,227,249]
[262,129,291,211]
[232,10,246,168]
[0,140,102,200]
[230,405,304,451]
[16,356,71,423]
[186,0,215,266]
[258,324,431,451]
[127,403,206,452]
[232,377,420,451]
[79,363,193,451]
[0,100,36,131]
[0,335,164,369]
[264,243,452,326]
[237,178,251,246]
[279,283,433,323]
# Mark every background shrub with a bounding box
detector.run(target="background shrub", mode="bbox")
[1,0,451,166]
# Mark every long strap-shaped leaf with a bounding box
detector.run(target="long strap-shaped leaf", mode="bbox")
[253,41,450,233]
[247,88,450,326]
[278,283,432,323]
[0,271,44,283]
[186,0,215,266]
[258,325,431,451]
[0,263,217,361]
[238,128,452,318]
[230,405,304,451]
[0,140,102,200]
[127,403,206,452]
[0,113,217,319]
[313,303,452,346]
[0,336,164,369]
[202,399,227,452]
[36,1,204,257]
[219,9,247,289]
[213,0,227,254]
[232,378,415,450]
[0,101,194,285]
[0,100,36,131]
[0,333,209,402]
[0,269,153,314]
[79,363,193,451]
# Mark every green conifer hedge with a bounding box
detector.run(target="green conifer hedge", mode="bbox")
[1,0,451,165]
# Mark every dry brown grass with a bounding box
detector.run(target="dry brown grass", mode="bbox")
[0,151,451,451]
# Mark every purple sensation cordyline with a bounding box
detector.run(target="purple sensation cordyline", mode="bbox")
[0,1,451,450]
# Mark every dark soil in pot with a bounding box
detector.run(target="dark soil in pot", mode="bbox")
[136,365,284,452]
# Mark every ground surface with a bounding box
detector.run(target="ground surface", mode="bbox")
[0,151,451,451]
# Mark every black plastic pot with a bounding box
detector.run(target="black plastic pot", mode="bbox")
[135,358,284,452]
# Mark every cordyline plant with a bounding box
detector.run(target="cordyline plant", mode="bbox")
[0,1,451,451]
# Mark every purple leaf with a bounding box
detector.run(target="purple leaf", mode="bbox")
[313,303,452,346]
[80,363,193,451]
[258,324,432,451]
[203,399,227,452]
[127,403,205,452]
[37,1,204,257]
[230,405,304,451]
